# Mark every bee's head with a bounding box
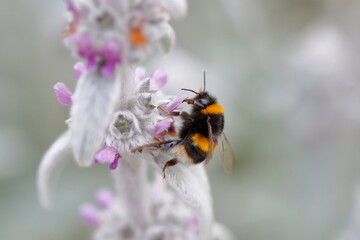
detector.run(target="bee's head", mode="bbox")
[180,71,216,108]
[193,91,216,108]
[180,89,216,109]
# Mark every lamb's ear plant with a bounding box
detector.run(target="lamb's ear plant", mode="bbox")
[37,0,234,239]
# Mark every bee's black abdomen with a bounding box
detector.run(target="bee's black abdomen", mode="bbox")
[183,141,207,164]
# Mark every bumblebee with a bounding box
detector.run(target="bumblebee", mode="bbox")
[132,74,234,177]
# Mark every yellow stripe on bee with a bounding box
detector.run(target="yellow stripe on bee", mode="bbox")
[200,102,224,115]
[191,133,217,152]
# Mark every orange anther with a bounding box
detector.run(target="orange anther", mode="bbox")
[130,27,147,47]
[62,18,79,37]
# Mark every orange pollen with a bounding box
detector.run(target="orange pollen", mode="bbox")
[130,27,147,47]
[62,17,79,37]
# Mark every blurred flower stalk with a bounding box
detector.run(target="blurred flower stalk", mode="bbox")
[37,0,234,239]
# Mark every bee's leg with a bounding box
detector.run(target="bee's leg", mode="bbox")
[131,142,161,152]
[157,106,193,121]
[131,140,181,153]
[162,158,178,178]
[183,99,195,104]
[159,140,181,150]
[157,106,183,117]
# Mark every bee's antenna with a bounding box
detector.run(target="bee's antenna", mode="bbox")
[203,71,206,92]
[181,88,199,95]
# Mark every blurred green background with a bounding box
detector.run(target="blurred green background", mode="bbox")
[1,0,360,239]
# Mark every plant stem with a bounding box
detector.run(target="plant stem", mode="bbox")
[111,154,151,229]
[112,62,150,228]
[118,63,135,110]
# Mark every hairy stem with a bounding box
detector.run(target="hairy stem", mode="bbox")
[112,62,150,228]
[112,154,151,228]
[118,63,135,110]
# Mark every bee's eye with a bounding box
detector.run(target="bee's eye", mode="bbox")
[199,98,209,106]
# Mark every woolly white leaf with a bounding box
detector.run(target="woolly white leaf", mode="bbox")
[37,130,71,209]
[154,153,213,240]
[159,23,175,54]
[70,71,120,166]
[211,222,236,240]
[160,0,187,19]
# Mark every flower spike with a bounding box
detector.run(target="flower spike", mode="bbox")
[38,1,235,239]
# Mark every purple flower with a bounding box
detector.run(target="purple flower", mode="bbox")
[79,204,100,227]
[62,0,80,36]
[98,40,122,77]
[64,0,79,18]
[135,66,147,80]
[152,69,168,88]
[94,146,121,170]
[95,188,114,209]
[69,35,122,76]
[154,118,175,139]
[109,155,119,170]
[165,95,187,112]
[68,34,97,71]
[74,61,85,81]
[153,96,188,138]
[54,82,72,106]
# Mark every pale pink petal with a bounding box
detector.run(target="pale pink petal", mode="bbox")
[154,118,174,138]
[94,146,117,164]
[64,0,79,17]
[74,62,85,81]
[79,204,100,227]
[152,69,168,88]
[95,188,114,209]
[165,95,187,112]
[135,66,147,80]
[186,214,200,239]
[54,82,73,106]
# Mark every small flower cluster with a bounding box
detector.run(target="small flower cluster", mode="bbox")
[80,179,201,240]
[63,0,184,77]
[53,67,183,170]
[80,177,233,240]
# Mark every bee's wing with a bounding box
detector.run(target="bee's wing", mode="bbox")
[204,117,214,164]
[220,133,235,173]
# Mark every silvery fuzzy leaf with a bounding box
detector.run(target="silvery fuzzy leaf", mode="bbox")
[37,130,71,209]
[160,0,187,19]
[153,153,214,240]
[136,78,151,93]
[70,71,120,166]
[159,23,175,53]
[211,222,236,240]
